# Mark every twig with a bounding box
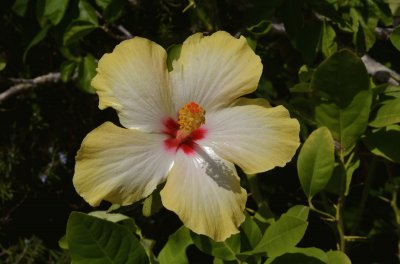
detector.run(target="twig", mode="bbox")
[96,11,133,40]
[0,72,60,104]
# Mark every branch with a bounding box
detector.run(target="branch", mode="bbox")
[361,55,400,86]
[0,72,60,104]
[96,11,133,40]
[268,22,400,85]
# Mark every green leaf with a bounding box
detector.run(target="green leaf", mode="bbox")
[252,205,309,257]
[158,227,193,264]
[167,44,182,72]
[285,205,310,221]
[58,235,68,250]
[298,65,314,83]
[315,90,372,156]
[240,215,262,251]
[23,24,51,62]
[44,0,69,25]
[191,232,240,261]
[78,0,99,25]
[66,212,148,264]
[320,20,337,57]
[103,0,125,23]
[290,83,311,93]
[77,54,97,93]
[265,247,327,264]
[247,20,272,36]
[0,56,6,71]
[326,250,351,264]
[63,20,98,46]
[60,61,76,82]
[370,97,400,127]
[88,211,130,223]
[297,127,335,199]
[311,49,369,107]
[390,26,400,51]
[142,189,162,217]
[12,0,29,16]
[364,125,400,163]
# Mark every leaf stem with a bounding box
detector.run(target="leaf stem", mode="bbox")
[336,152,347,252]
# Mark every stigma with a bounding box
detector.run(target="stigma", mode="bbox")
[177,101,205,139]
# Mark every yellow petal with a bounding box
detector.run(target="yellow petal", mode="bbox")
[202,105,300,174]
[73,122,174,206]
[160,147,247,242]
[92,37,173,132]
[170,31,262,112]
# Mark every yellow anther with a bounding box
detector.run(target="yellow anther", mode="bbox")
[177,101,205,134]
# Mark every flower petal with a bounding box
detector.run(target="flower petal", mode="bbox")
[160,147,247,242]
[73,122,174,206]
[202,104,300,174]
[170,31,262,112]
[92,37,173,132]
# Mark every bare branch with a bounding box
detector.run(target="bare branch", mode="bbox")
[96,10,133,40]
[361,55,400,86]
[0,72,60,104]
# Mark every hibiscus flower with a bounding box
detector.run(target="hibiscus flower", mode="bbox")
[73,31,300,241]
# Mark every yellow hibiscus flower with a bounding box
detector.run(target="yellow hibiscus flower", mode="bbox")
[73,31,300,242]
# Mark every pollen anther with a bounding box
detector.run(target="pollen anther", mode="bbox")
[177,101,205,135]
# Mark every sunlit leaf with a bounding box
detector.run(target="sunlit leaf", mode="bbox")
[77,54,97,93]
[88,211,130,223]
[167,44,182,72]
[298,127,335,199]
[370,97,400,127]
[158,227,193,264]
[390,26,400,51]
[315,90,372,156]
[326,250,351,264]
[67,212,148,264]
[252,205,309,257]
[320,20,337,57]
[63,20,98,46]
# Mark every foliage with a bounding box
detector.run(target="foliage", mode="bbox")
[1,0,400,263]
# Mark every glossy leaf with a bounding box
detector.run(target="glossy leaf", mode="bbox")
[158,227,193,264]
[63,20,98,46]
[364,125,400,163]
[77,54,97,93]
[311,49,369,107]
[44,0,69,25]
[60,60,76,82]
[66,212,148,264]
[320,20,337,57]
[315,90,372,156]
[252,205,309,257]
[369,97,400,127]
[298,127,335,199]
[88,211,130,223]
[390,26,400,51]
